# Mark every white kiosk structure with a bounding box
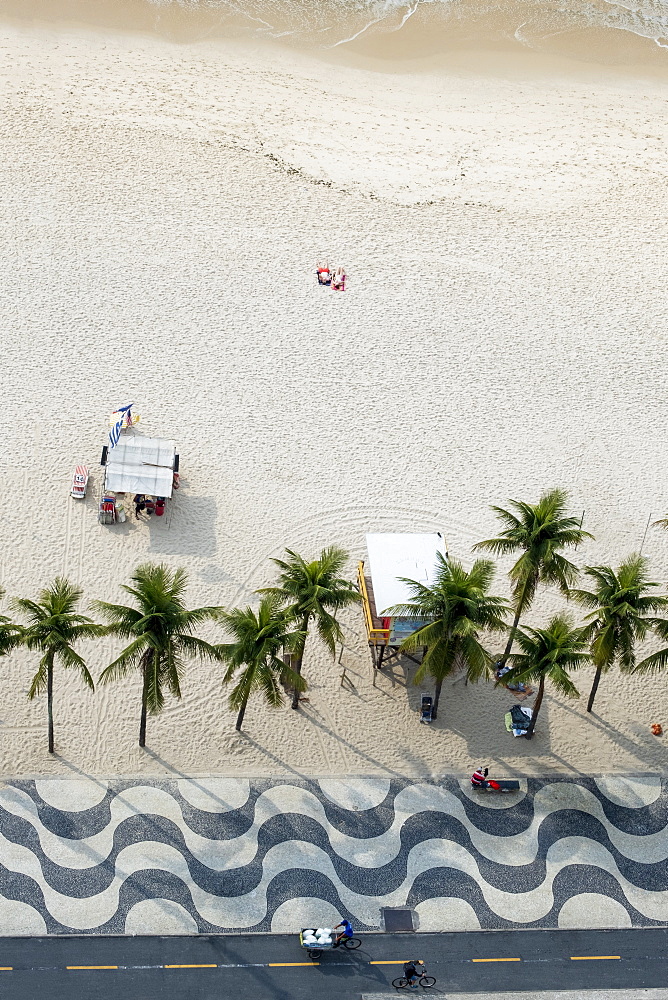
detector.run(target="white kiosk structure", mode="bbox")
[99,437,179,524]
[357,532,448,671]
[103,437,178,497]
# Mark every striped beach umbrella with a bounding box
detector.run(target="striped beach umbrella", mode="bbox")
[109,403,134,449]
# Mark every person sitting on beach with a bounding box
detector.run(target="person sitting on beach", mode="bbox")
[471,766,488,788]
[133,494,146,519]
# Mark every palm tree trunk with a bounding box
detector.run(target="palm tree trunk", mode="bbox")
[47,658,54,755]
[235,695,249,732]
[139,661,149,748]
[587,665,602,714]
[432,676,444,720]
[524,673,545,740]
[501,606,522,662]
[500,572,537,666]
[291,614,309,711]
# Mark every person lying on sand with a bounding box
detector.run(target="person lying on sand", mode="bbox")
[316,263,331,285]
[331,266,345,290]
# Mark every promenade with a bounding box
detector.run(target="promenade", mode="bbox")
[0,774,664,934]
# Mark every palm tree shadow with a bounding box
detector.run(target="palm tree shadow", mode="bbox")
[556,696,668,768]
[300,709,431,780]
[443,687,577,770]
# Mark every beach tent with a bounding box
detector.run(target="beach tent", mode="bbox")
[103,437,177,498]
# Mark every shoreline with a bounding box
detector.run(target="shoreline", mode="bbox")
[3,0,668,80]
[3,18,668,212]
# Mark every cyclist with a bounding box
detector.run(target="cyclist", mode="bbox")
[403,959,424,989]
[332,918,354,946]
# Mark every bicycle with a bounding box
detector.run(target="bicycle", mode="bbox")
[392,971,436,989]
[337,936,362,951]
[302,936,362,959]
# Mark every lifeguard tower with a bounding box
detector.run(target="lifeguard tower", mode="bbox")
[358,532,448,673]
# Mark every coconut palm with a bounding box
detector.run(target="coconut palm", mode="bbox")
[95,563,220,747]
[0,587,22,658]
[387,555,509,720]
[13,578,102,754]
[217,595,306,731]
[474,488,592,664]
[629,608,668,680]
[261,546,360,710]
[501,614,589,739]
[568,554,668,713]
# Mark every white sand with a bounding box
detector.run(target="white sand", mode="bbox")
[1,18,668,778]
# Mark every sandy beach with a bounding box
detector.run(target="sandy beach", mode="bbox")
[1,6,668,781]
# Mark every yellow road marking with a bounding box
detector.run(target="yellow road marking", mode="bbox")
[571,956,621,961]
[472,958,521,963]
[369,960,410,965]
[164,964,217,969]
[0,967,12,971]
[67,966,119,970]
[269,962,321,967]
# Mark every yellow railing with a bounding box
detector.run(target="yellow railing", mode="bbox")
[357,561,391,646]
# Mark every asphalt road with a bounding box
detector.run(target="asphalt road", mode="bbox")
[0,927,666,999]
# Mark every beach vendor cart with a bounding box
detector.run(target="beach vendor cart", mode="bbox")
[357,532,447,675]
[99,436,179,526]
[299,923,360,960]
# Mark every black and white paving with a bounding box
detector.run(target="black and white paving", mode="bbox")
[0,774,665,934]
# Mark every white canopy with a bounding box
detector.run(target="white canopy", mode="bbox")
[366,533,447,615]
[104,437,176,498]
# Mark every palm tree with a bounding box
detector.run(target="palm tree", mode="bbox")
[629,605,668,681]
[95,563,220,747]
[569,554,668,713]
[387,555,508,720]
[261,546,360,710]
[217,595,305,731]
[474,488,592,665]
[13,578,102,754]
[501,614,589,739]
[0,587,22,658]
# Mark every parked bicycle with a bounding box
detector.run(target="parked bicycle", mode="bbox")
[393,959,436,989]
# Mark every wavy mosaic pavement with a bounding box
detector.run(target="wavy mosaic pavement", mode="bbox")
[0,775,665,935]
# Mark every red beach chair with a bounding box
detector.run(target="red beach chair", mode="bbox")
[70,465,89,499]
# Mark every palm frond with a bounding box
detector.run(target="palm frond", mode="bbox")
[99,635,150,683]
[28,659,49,700]
[633,646,668,675]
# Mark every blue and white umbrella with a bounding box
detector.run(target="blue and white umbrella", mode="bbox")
[109,403,134,449]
